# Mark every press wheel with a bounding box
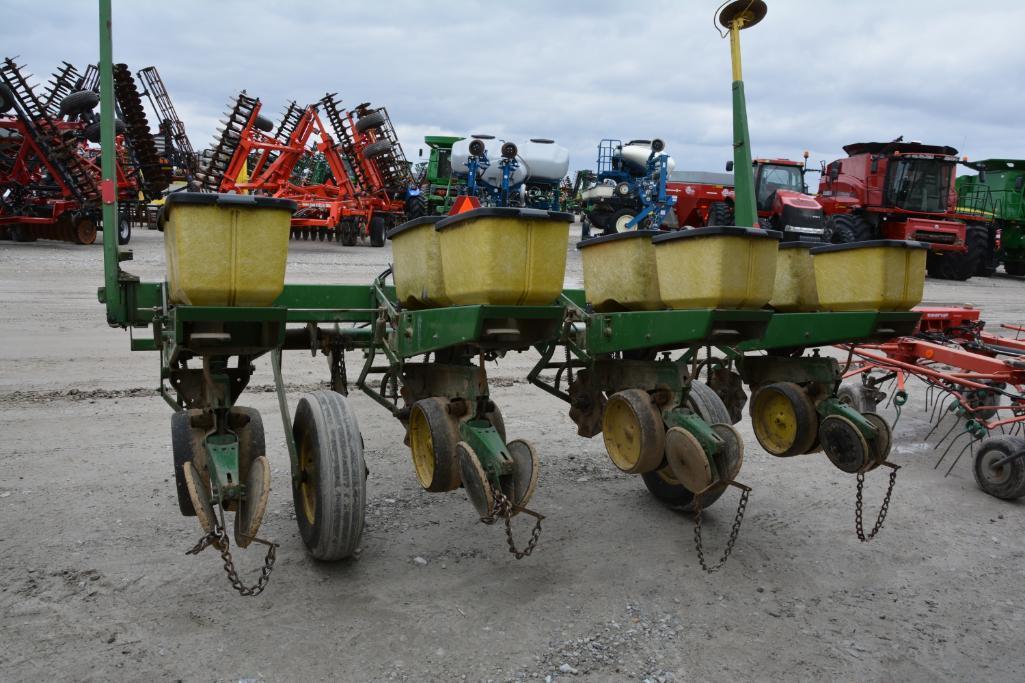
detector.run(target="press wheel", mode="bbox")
[235,455,271,548]
[602,389,665,474]
[183,461,216,534]
[665,427,713,494]
[408,398,461,492]
[820,414,872,474]
[505,439,539,511]
[750,382,818,457]
[711,423,744,481]
[862,412,892,467]
[457,441,494,519]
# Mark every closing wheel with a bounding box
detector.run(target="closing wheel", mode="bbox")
[711,423,744,481]
[457,441,494,518]
[665,427,713,493]
[505,439,540,510]
[750,382,818,457]
[183,461,216,534]
[820,414,873,474]
[408,398,461,492]
[292,391,367,561]
[862,412,892,467]
[602,389,665,474]
[972,436,1025,500]
[235,455,271,548]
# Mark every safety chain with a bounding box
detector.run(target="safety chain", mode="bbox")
[693,482,750,573]
[855,462,900,542]
[186,515,277,597]
[481,485,545,559]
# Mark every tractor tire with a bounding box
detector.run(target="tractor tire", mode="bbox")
[0,84,13,114]
[1005,261,1025,276]
[363,140,393,159]
[116,214,132,245]
[340,220,357,246]
[975,224,998,276]
[83,119,126,143]
[59,90,100,117]
[707,201,733,227]
[253,114,274,133]
[928,225,986,281]
[405,193,428,220]
[369,216,386,247]
[827,213,873,244]
[605,207,638,234]
[355,111,386,133]
[291,391,367,561]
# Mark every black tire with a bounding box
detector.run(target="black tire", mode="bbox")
[83,119,126,143]
[408,398,462,492]
[975,224,998,276]
[355,111,386,133]
[292,391,367,561]
[364,140,392,159]
[340,219,357,246]
[973,436,1025,500]
[604,207,639,234]
[0,83,13,114]
[827,213,873,244]
[1006,261,1025,276]
[641,381,731,511]
[253,114,274,133]
[758,217,774,231]
[171,412,198,517]
[59,90,100,117]
[369,216,386,247]
[405,193,428,220]
[234,406,266,487]
[707,201,733,227]
[966,380,1005,421]
[11,225,37,242]
[116,214,131,245]
[928,226,986,281]
[837,382,878,414]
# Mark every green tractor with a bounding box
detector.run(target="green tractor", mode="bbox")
[957,159,1025,276]
[417,134,465,215]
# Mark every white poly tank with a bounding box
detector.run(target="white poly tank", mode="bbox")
[451,136,569,185]
[617,140,676,177]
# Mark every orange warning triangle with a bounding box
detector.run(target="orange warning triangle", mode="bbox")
[448,195,481,215]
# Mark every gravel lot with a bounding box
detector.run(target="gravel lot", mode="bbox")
[2,227,1024,681]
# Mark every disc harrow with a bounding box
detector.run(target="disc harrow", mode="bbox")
[196,92,258,191]
[42,61,82,117]
[112,62,169,198]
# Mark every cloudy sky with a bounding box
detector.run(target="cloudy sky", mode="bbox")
[4,1,1024,179]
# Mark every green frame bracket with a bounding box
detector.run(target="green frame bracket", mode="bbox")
[459,419,512,488]
[663,409,722,469]
[584,309,771,355]
[737,354,840,388]
[205,432,241,504]
[737,311,922,352]
[817,396,878,441]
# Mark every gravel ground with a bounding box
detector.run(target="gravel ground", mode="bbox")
[2,227,1024,682]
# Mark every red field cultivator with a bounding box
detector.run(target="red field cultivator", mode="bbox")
[0,57,168,244]
[196,92,419,246]
[840,306,1025,499]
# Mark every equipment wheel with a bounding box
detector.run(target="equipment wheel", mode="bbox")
[973,436,1025,500]
[183,461,216,533]
[927,226,986,281]
[355,111,386,133]
[116,213,131,245]
[0,83,13,113]
[665,426,712,493]
[408,398,461,492]
[827,213,873,244]
[59,90,100,116]
[235,455,271,548]
[602,389,665,474]
[74,216,98,245]
[253,114,274,133]
[707,201,733,227]
[457,441,494,518]
[505,439,540,510]
[820,414,873,474]
[369,216,386,247]
[10,225,37,242]
[862,412,892,467]
[291,391,367,560]
[837,382,878,414]
[171,411,200,516]
[405,193,428,220]
[604,207,638,234]
[340,220,358,246]
[711,422,744,482]
[364,140,393,159]
[750,382,818,456]
[966,380,1005,421]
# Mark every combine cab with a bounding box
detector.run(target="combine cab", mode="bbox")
[956,159,1025,276]
[818,139,988,280]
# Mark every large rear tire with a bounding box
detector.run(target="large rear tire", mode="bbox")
[292,391,367,561]
[827,213,873,244]
[927,226,986,281]
[405,193,428,220]
[707,201,733,227]
[369,216,386,247]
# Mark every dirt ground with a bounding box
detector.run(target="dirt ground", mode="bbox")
[2,226,1024,682]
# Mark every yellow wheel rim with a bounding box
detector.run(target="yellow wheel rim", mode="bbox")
[753,389,799,454]
[298,437,316,525]
[408,404,436,489]
[603,395,643,471]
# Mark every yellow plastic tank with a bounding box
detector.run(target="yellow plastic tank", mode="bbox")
[769,242,819,312]
[160,193,295,306]
[578,231,661,311]
[651,227,781,309]
[435,207,572,306]
[810,240,928,311]
[387,216,449,308]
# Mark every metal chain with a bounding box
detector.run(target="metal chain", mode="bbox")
[481,485,545,559]
[855,462,900,542]
[692,482,750,573]
[186,519,277,597]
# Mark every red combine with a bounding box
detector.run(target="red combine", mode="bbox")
[818,139,988,280]
[667,156,826,241]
